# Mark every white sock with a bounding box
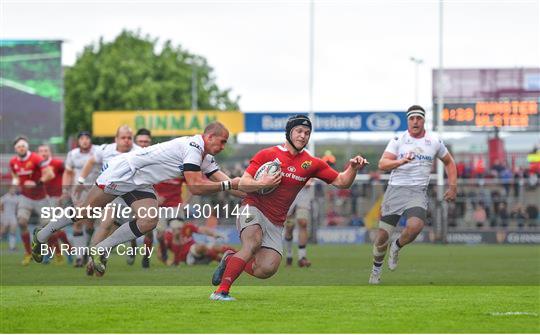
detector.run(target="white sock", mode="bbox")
[95,221,142,250]
[298,245,307,259]
[37,216,73,242]
[285,238,293,258]
[8,233,16,250]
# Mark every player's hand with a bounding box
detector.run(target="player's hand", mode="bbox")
[23,180,36,188]
[230,177,241,190]
[444,186,457,202]
[400,152,415,166]
[259,172,281,188]
[350,156,369,170]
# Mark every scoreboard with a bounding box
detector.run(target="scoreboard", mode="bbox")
[435,100,539,131]
[433,68,540,132]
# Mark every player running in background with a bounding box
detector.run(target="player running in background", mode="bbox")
[9,136,54,265]
[37,144,71,265]
[284,183,313,267]
[32,122,243,276]
[210,115,368,301]
[0,186,20,252]
[76,125,138,265]
[126,128,154,268]
[369,105,457,284]
[62,131,100,267]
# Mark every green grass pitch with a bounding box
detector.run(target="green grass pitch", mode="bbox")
[1,244,539,333]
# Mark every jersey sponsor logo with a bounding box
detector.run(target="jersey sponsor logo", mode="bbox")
[189,142,202,151]
[287,166,296,172]
[425,139,431,145]
[301,160,312,169]
[282,172,307,182]
[25,161,33,168]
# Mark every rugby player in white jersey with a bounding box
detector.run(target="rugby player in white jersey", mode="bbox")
[369,105,457,284]
[32,122,242,276]
[62,131,99,267]
[74,125,138,266]
[0,186,20,252]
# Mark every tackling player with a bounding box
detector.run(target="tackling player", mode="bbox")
[32,122,243,276]
[9,136,54,265]
[209,115,368,300]
[368,105,457,284]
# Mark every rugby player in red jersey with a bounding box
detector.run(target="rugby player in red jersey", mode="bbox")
[9,136,54,265]
[210,115,369,300]
[37,144,72,265]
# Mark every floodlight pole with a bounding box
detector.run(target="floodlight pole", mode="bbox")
[308,0,316,155]
[436,0,447,242]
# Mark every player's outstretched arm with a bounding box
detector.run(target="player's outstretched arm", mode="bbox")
[440,152,458,201]
[238,171,281,193]
[378,151,412,171]
[198,226,223,239]
[184,171,238,196]
[331,155,369,189]
[208,171,245,198]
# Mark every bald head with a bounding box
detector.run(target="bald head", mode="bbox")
[115,124,134,152]
[204,122,229,137]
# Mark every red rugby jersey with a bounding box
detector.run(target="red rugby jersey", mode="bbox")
[9,152,48,200]
[243,145,338,225]
[44,157,64,197]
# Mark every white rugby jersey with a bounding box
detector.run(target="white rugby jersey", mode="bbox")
[94,143,140,169]
[65,146,100,183]
[384,131,448,186]
[119,135,219,185]
[0,193,19,219]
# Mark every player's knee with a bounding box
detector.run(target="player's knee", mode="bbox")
[137,218,158,233]
[297,219,308,228]
[256,262,279,279]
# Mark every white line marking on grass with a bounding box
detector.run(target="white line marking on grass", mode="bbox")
[489,312,539,316]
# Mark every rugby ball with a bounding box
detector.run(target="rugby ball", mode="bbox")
[254,161,282,195]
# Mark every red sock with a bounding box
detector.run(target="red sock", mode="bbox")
[243,258,255,276]
[216,256,246,294]
[144,235,153,250]
[171,244,182,265]
[57,231,72,248]
[21,231,31,254]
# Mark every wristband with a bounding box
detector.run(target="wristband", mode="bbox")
[77,176,86,184]
[220,180,232,191]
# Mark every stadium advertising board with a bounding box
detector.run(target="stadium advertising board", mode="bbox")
[0,40,63,144]
[93,110,244,136]
[434,101,539,130]
[244,112,407,132]
[432,68,540,131]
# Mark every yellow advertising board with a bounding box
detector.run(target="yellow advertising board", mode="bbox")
[92,110,244,137]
